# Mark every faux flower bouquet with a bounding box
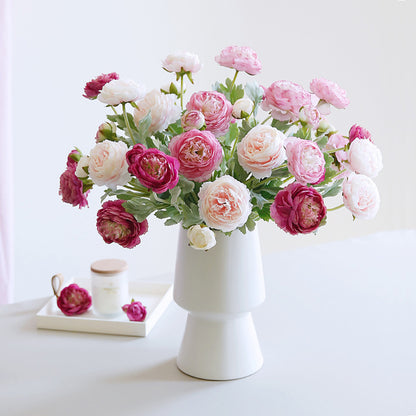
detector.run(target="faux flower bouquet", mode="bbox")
[59,46,382,251]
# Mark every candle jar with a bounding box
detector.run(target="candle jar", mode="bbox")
[91,259,129,317]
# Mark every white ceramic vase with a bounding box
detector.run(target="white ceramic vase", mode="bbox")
[173,227,265,380]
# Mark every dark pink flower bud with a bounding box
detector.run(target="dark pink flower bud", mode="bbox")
[96,200,148,248]
[57,284,92,316]
[348,124,372,143]
[270,183,326,235]
[122,300,147,322]
[83,72,119,99]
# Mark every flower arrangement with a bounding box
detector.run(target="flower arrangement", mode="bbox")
[59,46,382,251]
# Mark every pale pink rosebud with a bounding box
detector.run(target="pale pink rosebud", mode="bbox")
[95,122,117,143]
[232,98,254,119]
[181,110,205,131]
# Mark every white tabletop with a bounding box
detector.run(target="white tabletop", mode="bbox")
[1,229,415,416]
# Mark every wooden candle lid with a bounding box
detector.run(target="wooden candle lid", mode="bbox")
[90,259,128,274]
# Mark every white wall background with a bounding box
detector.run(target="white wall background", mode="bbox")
[11,0,416,301]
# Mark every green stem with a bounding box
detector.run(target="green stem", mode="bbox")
[228,135,239,163]
[326,146,346,154]
[230,70,239,91]
[327,203,344,212]
[261,115,272,125]
[180,74,184,110]
[110,106,118,115]
[122,103,136,144]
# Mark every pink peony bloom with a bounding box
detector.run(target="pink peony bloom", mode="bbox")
[83,72,119,99]
[59,168,89,209]
[270,182,327,235]
[57,284,92,316]
[237,125,286,179]
[122,300,147,322]
[310,78,349,109]
[285,137,326,185]
[181,110,205,131]
[186,91,233,137]
[348,139,383,178]
[349,124,372,143]
[126,144,179,193]
[96,200,148,248]
[342,173,380,219]
[162,51,201,74]
[198,175,252,232]
[299,105,321,128]
[215,46,262,75]
[169,129,223,182]
[261,81,312,121]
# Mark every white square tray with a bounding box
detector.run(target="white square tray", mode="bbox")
[36,278,173,337]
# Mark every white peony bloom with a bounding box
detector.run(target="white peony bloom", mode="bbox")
[75,155,90,179]
[162,51,201,73]
[348,139,383,178]
[232,98,254,119]
[342,173,380,219]
[237,125,286,179]
[187,225,216,250]
[98,79,146,106]
[89,140,131,189]
[133,90,181,133]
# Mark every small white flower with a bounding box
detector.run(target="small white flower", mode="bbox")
[98,79,146,106]
[348,139,383,178]
[75,155,90,178]
[187,225,216,251]
[133,90,181,133]
[162,51,201,74]
[232,98,254,119]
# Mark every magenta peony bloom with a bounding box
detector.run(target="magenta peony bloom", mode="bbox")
[122,300,147,322]
[59,168,89,209]
[310,78,349,109]
[83,72,119,99]
[285,137,326,185]
[57,284,92,316]
[215,46,262,75]
[169,129,223,182]
[271,183,327,235]
[126,144,179,193]
[261,80,312,121]
[186,91,233,137]
[96,200,148,248]
[349,124,372,143]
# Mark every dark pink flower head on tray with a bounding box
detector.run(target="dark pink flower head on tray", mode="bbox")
[83,72,119,99]
[270,182,327,235]
[57,284,92,316]
[96,200,148,248]
[122,300,147,322]
[126,144,179,193]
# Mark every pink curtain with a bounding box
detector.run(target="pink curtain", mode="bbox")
[0,0,13,304]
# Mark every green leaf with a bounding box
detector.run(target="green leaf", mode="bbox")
[177,176,195,195]
[122,198,158,222]
[230,84,244,104]
[253,204,272,222]
[315,135,329,149]
[165,218,179,226]
[293,126,312,140]
[181,203,202,228]
[245,81,263,117]
[136,112,152,143]
[317,179,343,198]
[169,186,181,208]
[271,119,293,133]
[271,166,290,179]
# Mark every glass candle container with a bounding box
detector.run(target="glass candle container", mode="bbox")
[91,259,129,317]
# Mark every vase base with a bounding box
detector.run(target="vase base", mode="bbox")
[176,312,263,381]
